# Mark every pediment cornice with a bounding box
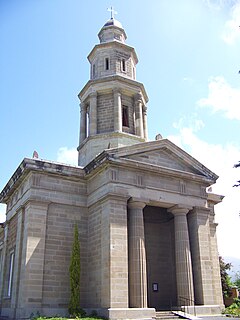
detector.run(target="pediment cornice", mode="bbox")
[84,139,218,183]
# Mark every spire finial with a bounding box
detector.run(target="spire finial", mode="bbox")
[107,6,117,19]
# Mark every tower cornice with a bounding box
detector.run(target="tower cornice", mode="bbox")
[78,75,148,104]
[87,41,138,65]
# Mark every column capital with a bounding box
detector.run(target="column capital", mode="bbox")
[89,91,97,98]
[191,206,211,215]
[134,93,142,103]
[128,198,146,210]
[168,204,192,215]
[113,87,122,95]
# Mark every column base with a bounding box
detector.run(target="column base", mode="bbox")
[108,308,156,320]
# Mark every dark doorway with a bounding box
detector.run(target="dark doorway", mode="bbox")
[144,206,177,310]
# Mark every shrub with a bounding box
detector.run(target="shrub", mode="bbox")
[69,224,85,317]
[223,298,240,316]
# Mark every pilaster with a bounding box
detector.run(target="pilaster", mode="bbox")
[208,196,224,306]
[128,199,147,308]
[188,207,217,305]
[100,196,129,308]
[0,224,8,303]
[168,205,194,305]
[11,208,24,318]
[89,92,97,135]
[16,201,49,318]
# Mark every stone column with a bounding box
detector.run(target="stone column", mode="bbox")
[134,93,144,138]
[128,199,148,308]
[79,102,87,144]
[89,92,97,135]
[168,205,194,305]
[113,88,122,132]
[142,105,148,141]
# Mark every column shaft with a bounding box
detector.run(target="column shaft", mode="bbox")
[169,206,194,305]
[128,200,147,308]
[113,89,122,132]
[79,102,87,143]
[134,94,144,138]
[143,105,148,141]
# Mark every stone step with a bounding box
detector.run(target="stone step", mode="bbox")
[172,311,201,320]
[155,311,180,320]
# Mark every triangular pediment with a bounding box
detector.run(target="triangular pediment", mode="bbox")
[107,139,218,181]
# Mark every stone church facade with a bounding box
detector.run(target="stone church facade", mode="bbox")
[0,16,224,320]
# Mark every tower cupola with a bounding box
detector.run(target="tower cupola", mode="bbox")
[98,18,127,43]
[88,16,138,81]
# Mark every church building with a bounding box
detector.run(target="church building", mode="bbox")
[0,14,224,320]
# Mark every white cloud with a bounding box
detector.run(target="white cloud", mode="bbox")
[168,126,240,259]
[173,116,205,132]
[182,77,194,85]
[198,76,240,120]
[57,147,78,165]
[203,0,224,10]
[222,2,240,44]
[204,0,239,11]
[0,204,6,223]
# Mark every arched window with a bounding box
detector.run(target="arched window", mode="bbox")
[122,105,129,127]
[122,59,126,72]
[105,58,109,70]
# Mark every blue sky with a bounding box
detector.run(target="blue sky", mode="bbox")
[1,0,240,261]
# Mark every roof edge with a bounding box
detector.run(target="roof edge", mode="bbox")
[0,158,84,203]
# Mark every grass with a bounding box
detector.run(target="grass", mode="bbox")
[32,318,106,320]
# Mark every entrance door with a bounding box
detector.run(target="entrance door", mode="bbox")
[144,206,177,310]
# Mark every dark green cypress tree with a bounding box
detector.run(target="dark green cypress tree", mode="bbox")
[68,224,82,317]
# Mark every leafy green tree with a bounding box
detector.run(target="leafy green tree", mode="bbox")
[219,256,233,297]
[69,224,84,317]
[233,271,240,291]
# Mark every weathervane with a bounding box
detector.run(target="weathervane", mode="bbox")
[107,6,117,19]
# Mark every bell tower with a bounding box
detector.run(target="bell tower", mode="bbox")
[77,14,149,166]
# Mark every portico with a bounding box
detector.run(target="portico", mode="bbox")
[126,198,208,311]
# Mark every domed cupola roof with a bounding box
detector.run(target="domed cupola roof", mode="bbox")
[103,17,123,29]
[98,10,127,44]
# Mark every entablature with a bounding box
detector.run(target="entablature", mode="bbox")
[79,75,148,104]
